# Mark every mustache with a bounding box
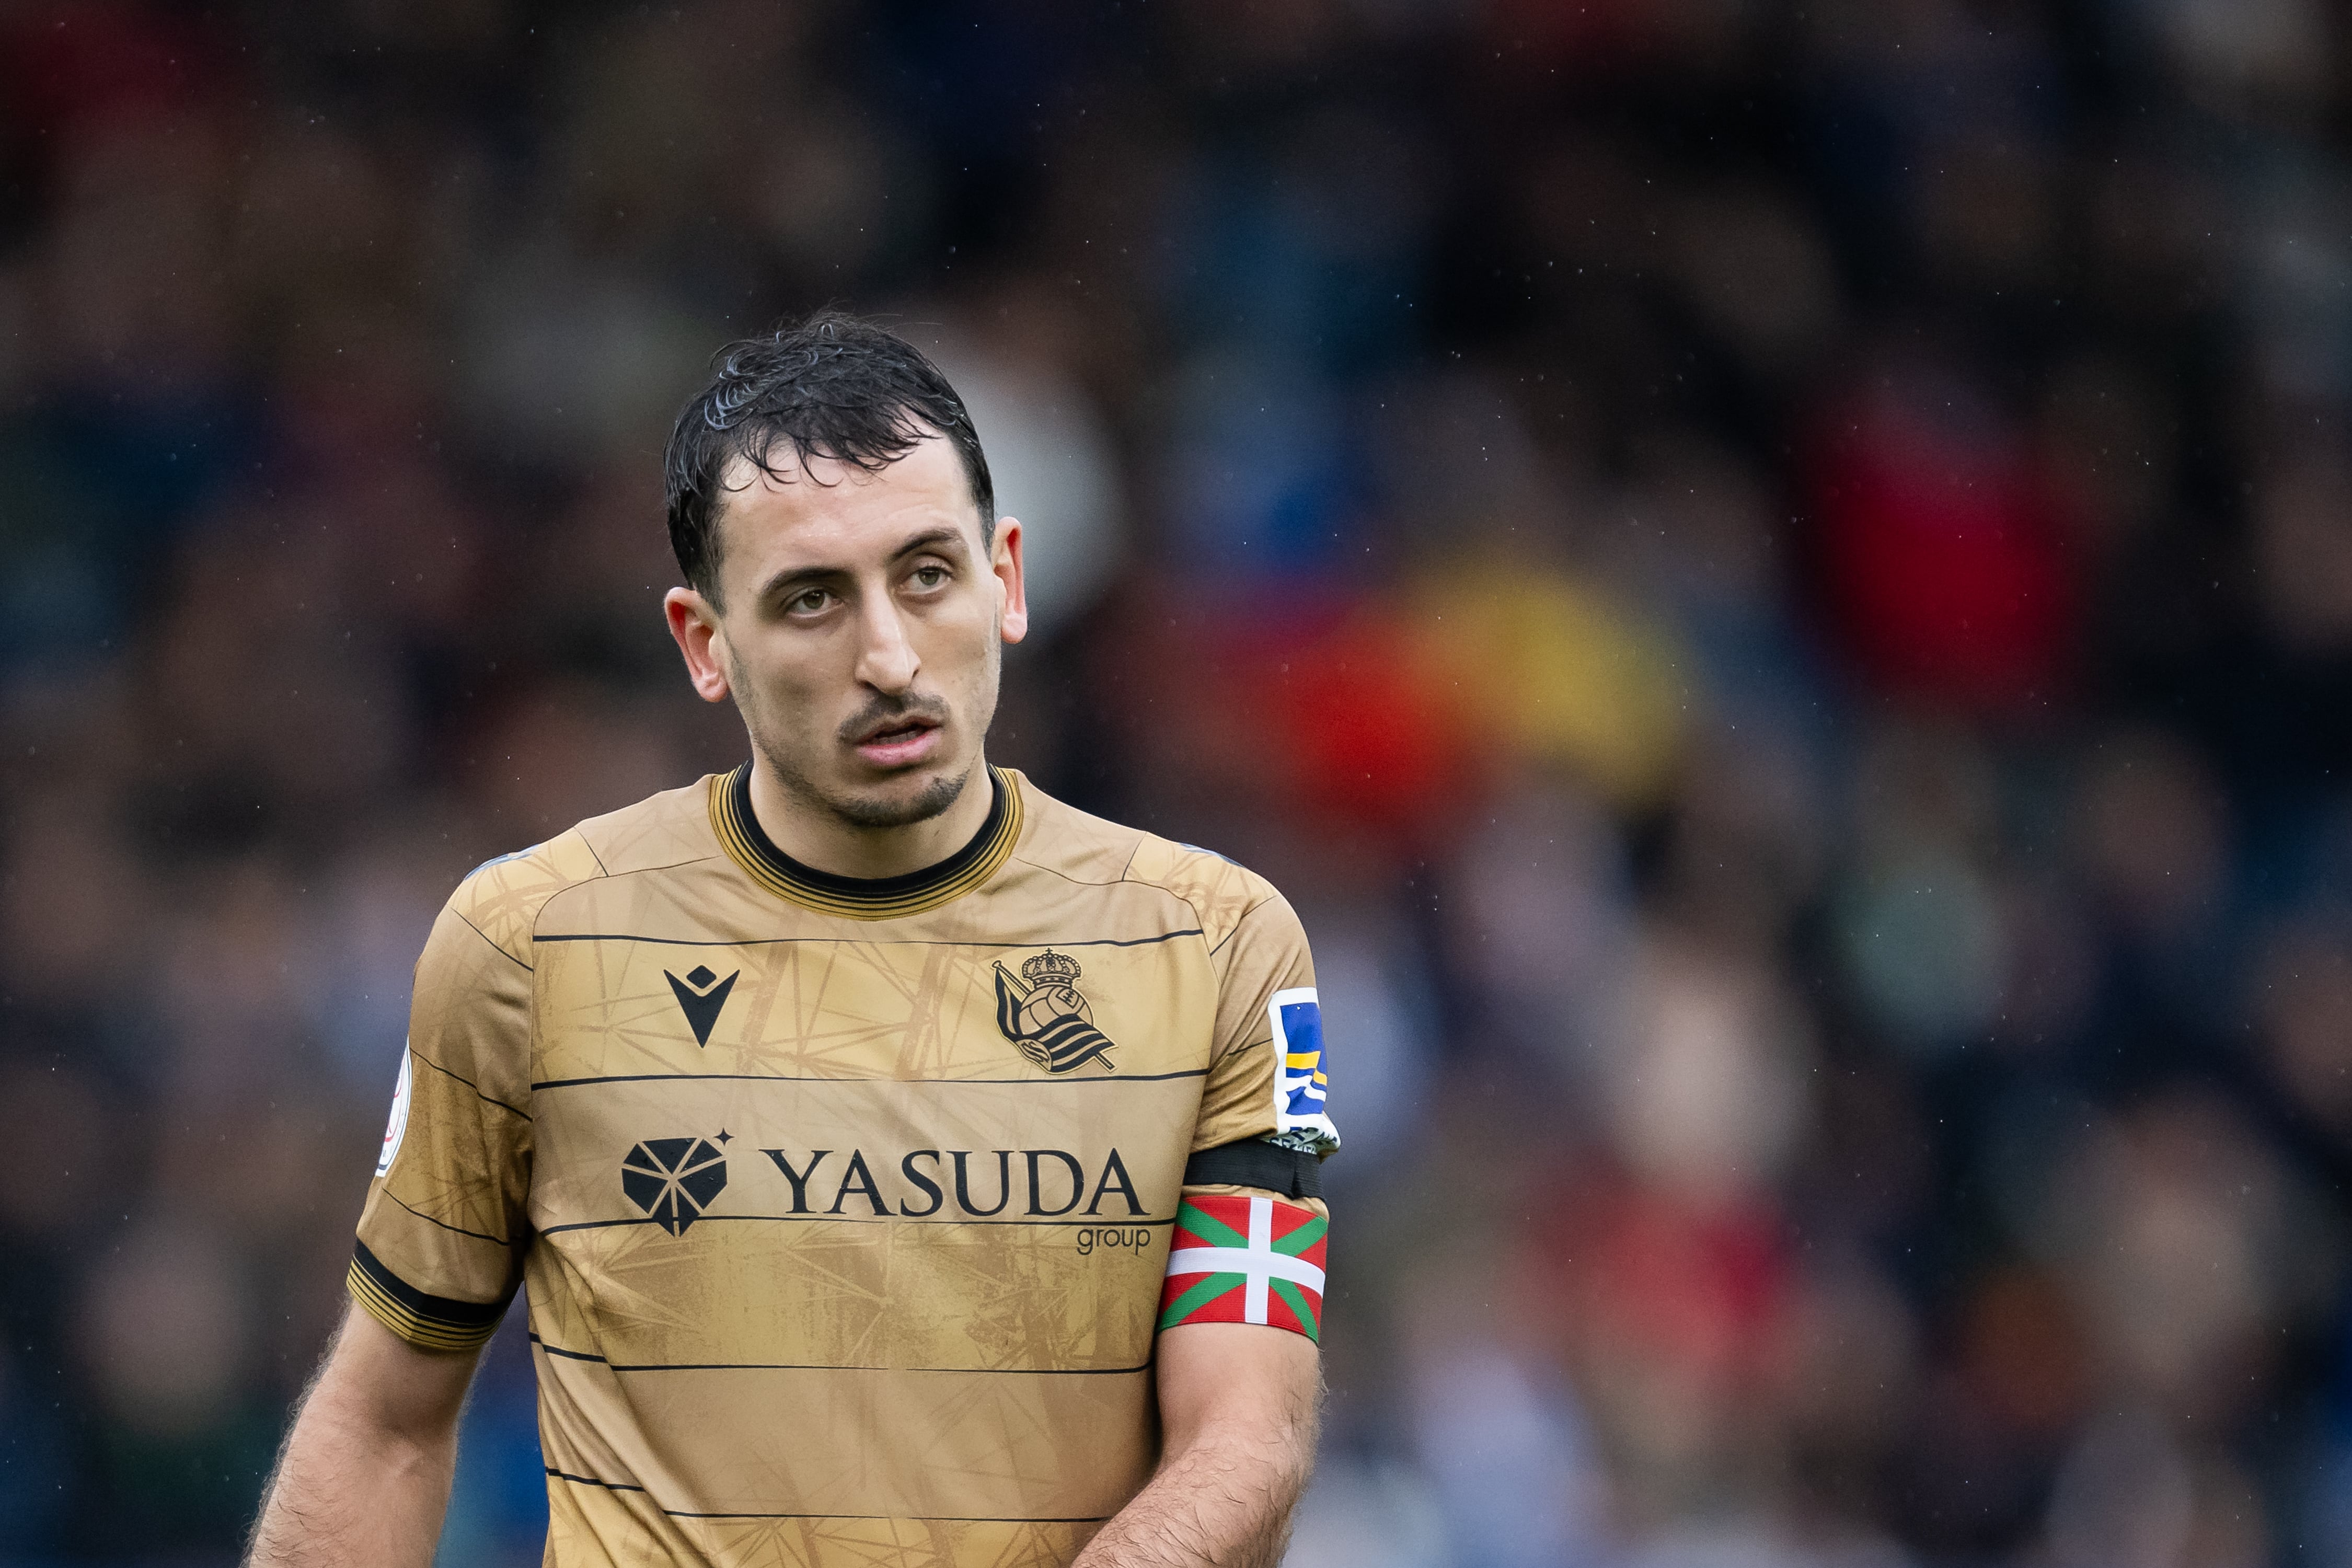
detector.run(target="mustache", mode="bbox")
[837,693,951,744]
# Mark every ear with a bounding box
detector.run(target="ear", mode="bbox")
[664,587,734,702]
[992,517,1029,645]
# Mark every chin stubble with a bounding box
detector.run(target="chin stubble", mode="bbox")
[757,738,974,833]
[725,637,996,839]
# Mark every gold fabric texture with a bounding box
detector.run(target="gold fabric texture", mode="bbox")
[349,769,1325,1567]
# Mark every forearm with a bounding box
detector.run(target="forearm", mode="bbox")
[1073,1419,1317,1568]
[246,1392,455,1566]
[1075,1319,1322,1568]
[244,1308,472,1567]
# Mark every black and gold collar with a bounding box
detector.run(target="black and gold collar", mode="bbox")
[708,762,1023,920]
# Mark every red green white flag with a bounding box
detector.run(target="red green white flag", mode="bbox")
[1158,1193,1327,1342]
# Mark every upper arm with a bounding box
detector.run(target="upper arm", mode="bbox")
[348,890,536,1353]
[1156,875,1338,1352]
[1154,1321,1320,1459]
[1194,893,1338,1158]
[313,1300,484,1444]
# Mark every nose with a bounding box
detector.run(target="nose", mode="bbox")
[851,590,920,695]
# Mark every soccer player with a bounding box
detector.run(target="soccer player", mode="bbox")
[245,313,1339,1568]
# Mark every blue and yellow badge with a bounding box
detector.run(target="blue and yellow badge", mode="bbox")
[1267,986,1338,1149]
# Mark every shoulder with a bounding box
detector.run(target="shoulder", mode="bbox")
[444,778,719,964]
[1126,835,1293,954]
[1009,773,1289,952]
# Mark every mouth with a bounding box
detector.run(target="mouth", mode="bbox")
[851,716,944,769]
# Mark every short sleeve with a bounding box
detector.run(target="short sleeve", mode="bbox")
[347,896,534,1352]
[1165,894,1334,1345]
[1191,894,1339,1158]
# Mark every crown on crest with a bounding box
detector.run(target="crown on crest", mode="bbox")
[1022,949,1081,985]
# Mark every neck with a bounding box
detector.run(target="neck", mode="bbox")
[744,756,997,880]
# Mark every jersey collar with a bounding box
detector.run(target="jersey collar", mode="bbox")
[708,761,1023,920]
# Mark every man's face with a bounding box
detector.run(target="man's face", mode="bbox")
[676,434,1025,832]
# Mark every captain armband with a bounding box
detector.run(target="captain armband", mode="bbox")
[1157,1193,1327,1343]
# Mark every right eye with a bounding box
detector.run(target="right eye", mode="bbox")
[787,588,833,616]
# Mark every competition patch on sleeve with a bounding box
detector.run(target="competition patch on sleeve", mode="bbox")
[1267,986,1338,1150]
[375,1048,413,1179]
[1158,1193,1326,1342]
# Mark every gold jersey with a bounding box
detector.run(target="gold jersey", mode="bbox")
[348,764,1336,1568]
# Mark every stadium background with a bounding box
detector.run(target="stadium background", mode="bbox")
[5,1,2352,1564]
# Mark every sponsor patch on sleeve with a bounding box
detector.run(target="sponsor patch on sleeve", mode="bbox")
[1158,1193,1326,1343]
[1268,987,1338,1152]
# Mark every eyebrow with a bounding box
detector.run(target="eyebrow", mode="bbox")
[753,527,970,605]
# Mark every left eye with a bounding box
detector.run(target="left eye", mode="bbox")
[912,567,947,587]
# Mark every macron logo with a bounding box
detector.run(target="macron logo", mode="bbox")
[664,965,740,1047]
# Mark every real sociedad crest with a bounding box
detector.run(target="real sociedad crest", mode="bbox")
[994,949,1117,1074]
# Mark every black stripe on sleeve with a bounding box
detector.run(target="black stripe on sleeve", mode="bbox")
[1182,1138,1323,1200]
[348,1240,513,1352]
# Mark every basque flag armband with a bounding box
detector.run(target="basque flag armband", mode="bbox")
[1157,1193,1327,1343]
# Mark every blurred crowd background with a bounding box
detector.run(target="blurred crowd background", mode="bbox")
[7,1,2352,1564]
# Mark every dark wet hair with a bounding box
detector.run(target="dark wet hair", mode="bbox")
[663,311,995,601]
